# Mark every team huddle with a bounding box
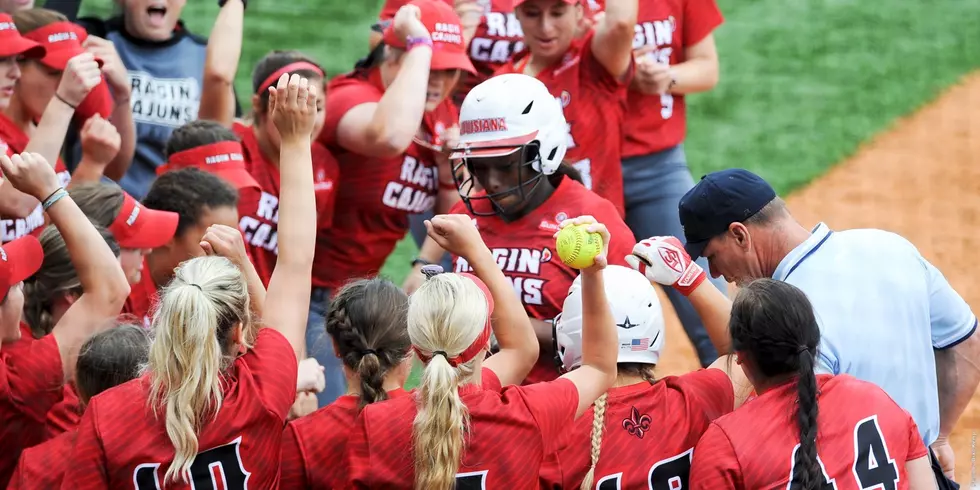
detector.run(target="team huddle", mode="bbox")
[0,0,977,488]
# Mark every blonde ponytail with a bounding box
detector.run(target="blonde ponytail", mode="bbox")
[407,274,490,490]
[146,256,250,484]
[580,393,609,489]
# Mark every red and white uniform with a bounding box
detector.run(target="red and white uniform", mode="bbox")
[451,177,634,383]
[540,369,733,489]
[62,328,298,489]
[234,122,339,287]
[0,113,73,243]
[690,374,928,489]
[45,384,83,439]
[462,0,525,99]
[8,429,75,490]
[315,68,457,290]
[623,0,724,157]
[495,31,632,215]
[347,370,576,489]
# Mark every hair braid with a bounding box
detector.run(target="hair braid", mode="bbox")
[793,349,821,490]
[580,393,609,489]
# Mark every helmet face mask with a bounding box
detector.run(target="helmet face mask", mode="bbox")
[452,142,548,218]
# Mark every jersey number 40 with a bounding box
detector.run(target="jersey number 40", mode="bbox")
[787,415,901,490]
[133,438,250,490]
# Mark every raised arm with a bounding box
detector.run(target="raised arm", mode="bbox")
[0,152,129,380]
[335,5,432,159]
[70,115,121,185]
[589,0,637,80]
[82,35,137,180]
[262,74,318,359]
[200,224,267,319]
[557,216,618,419]
[198,0,245,126]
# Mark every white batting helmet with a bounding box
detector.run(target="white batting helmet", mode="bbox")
[555,265,666,372]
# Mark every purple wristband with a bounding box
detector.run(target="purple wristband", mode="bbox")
[406,36,433,51]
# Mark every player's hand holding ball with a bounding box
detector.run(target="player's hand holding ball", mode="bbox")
[554,215,610,274]
[626,236,706,296]
[424,214,489,262]
[269,73,317,144]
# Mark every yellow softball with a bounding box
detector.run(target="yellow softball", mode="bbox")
[555,224,604,269]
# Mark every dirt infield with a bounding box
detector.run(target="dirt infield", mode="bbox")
[655,72,980,484]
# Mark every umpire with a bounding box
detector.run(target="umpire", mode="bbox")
[677,168,979,489]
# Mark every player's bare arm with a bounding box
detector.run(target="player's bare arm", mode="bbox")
[425,213,539,386]
[590,0,637,81]
[336,5,433,159]
[633,34,720,97]
[199,0,244,127]
[933,328,980,477]
[262,74,318,360]
[906,455,940,490]
[0,152,130,380]
[200,224,266,318]
[83,34,136,181]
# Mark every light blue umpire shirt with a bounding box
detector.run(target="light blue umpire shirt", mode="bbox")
[773,223,977,446]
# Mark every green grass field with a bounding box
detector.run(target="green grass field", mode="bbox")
[65,0,979,389]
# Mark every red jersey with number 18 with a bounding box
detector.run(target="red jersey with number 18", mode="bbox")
[689,374,928,490]
[62,328,299,490]
[451,177,634,384]
[315,68,456,290]
[495,30,632,216]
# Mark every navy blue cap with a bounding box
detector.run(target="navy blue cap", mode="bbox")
[678,169,777,260]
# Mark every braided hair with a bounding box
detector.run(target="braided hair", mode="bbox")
[325,278,410,410]
[729,279,822,490]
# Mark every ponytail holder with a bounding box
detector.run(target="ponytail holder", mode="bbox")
[432,350,449,359]
[361,349,378,357]
[411,273,495,368]
[189,283,203,291]
[421,264,445,280]
[797,345,810,354]
[256,61,325,96]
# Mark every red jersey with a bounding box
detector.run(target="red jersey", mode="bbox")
[451,177,635,383]
[122,257,158,328]
[459,0,525,100]
[8,429,74,490]
[315,68,457,289]
[0,334,64,488]
[62,328,298,489]
[233,122,339,287]
[44,383,83,439]
[621,0,723,157]
[540,369,733,489]
[347,371,578,489]
[689,374,928,490]
[0,113,72,243]
[496,30,632,215]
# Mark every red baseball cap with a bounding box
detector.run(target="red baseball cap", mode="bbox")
[108,192,179,250]
[22,21,103,71]
[0,14,45,59]
[158,140,261,193]
[382,0,476,74]
[0,235,44,301]
[513,0,577,7]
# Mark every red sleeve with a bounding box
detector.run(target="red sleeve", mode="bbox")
[239,328,299,420]
[689,422,742,489]
[683,0,724,47]
[346,414,372,489]
[313,144,340,229]
[0,334,65,422]
[60,400,109,489]
[7,453,26,490]
[280,422,310,489]
[905,411,928,460]
[481,367,502,392]
[319,80,384,147]
[509,378,579,454]
[581,30,634,92]
[678,368,735,421]
[74,79,114,122]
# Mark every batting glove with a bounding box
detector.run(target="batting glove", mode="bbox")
[625,236,706,297]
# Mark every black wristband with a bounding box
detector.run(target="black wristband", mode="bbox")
[218,0,246,9]
[53,92,76,110]
[411,257,433,268]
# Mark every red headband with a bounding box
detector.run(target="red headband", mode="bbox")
[158,141,246,175]
[257,61,325,96]
[413,273,495,367]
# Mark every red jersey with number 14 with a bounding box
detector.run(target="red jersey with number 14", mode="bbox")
[451,177,634,384]
[495,30,632,216]
[690,374,928,490]
[62,328,299,490]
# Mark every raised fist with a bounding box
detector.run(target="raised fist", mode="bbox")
[57,52,103,107]
[625,236,706,296]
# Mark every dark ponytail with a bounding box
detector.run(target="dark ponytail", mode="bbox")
[728,278,821,490]
[549,162,583,186]
[325,278,411,410]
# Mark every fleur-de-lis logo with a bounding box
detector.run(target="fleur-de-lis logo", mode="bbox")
[622,406,652,439]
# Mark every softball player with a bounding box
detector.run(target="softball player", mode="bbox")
[689,279,937,490]
[674,168,978,485]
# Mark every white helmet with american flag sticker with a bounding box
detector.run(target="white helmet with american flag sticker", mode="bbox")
[554,265,666,372]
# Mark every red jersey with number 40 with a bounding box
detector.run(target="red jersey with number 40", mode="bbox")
[541,368,734,489]
[621,0,723,157]
[315,68,456,289]
[495,30,631,216]
[690,374,928,490]
[233,122,339,287]
[451,177,634,384]
[347,371,578,489]
[61,329,299,490]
